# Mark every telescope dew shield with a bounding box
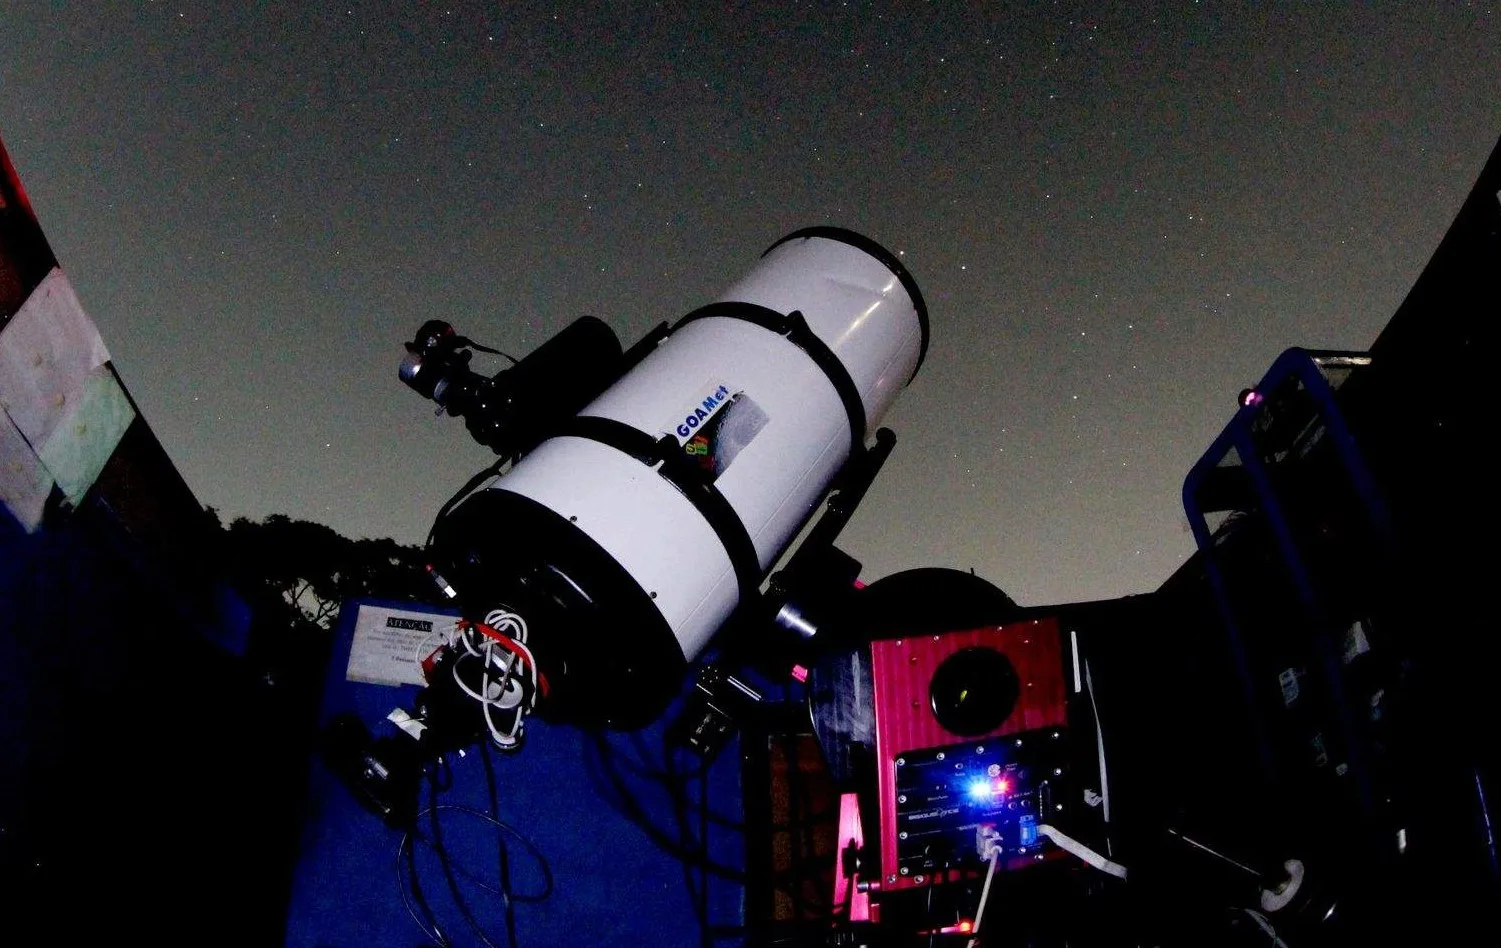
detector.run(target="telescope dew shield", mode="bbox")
[431,228,928,725]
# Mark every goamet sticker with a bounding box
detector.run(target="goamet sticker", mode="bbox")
[663,381,769,481]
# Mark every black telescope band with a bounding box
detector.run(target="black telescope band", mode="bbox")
[674,302,867,452]
[543,297,883,619]
[551,415,763,608]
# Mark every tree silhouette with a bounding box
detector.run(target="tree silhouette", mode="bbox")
[209,508,436,634]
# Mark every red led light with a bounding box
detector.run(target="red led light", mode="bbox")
[936,920,977,936]
[995,777,1010,794]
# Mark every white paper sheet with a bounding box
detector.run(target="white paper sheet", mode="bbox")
[36,364,135,504]
[0,407,52,530]
[345,602,459,688]
[0,268,111,447]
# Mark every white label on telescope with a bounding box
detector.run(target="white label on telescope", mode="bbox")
[663,380,769,481]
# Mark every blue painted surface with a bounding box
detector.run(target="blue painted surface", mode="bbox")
[284,600,746,947]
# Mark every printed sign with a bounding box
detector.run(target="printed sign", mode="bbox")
[345,602,458,687]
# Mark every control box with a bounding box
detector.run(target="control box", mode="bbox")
[871,617,1070,891]
[893,728,1071,879]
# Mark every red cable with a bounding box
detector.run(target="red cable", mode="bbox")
[458,619,551,699]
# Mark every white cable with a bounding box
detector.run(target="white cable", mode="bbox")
[1037,824,1128,880]
[480,650,523,748]
[478,610,538,710]
[486,631,537,708]
[483,698,521,748]
[483,609,529,644]
[1259,859,1305,913]
[965,848,1000,948]
[1243,908,1292,947]
[484,648,520,706]
[444,614,537,748]
[481,635,537,710]
[1083,659,1112,827]
[453,647,526,710]
[1069,627,1082,693]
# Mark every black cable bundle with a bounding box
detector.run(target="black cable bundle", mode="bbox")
[394,753,554,948]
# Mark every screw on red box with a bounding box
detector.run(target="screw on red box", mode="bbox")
[871,617,1070,892]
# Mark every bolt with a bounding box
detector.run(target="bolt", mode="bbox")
[1056,803,1064,811]
[914,874,926,884]
[898,794,907,804]
[887,874,898,884]
[976,746,985,754]
[937,752,946,761]
[900,867,910,876]
[1051,731,1061,740]
[932,635,940,641]
[1035,853,1046,861]
[899,831,908,840]
[1015,738,1024,747]
[896,757,906,767]
[1053,767,1063,776]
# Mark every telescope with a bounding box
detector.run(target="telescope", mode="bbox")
[399,227,927,744]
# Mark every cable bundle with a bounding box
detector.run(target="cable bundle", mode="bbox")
[435,611,543,749]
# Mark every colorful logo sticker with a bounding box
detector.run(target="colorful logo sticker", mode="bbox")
[664,383,770,481]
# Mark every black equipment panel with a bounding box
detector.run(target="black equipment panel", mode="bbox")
[893,727,1071,879]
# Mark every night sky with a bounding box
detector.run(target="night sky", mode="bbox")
[1,4,1497,606]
